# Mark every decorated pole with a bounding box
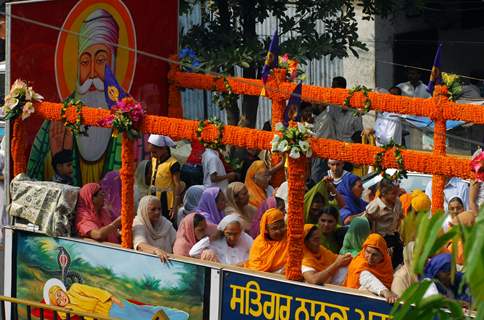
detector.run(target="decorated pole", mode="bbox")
[285,156,306,280]
[431,85,447,212]
[270,68,287,188]
[120,133,135,248]
[11,118,27,176]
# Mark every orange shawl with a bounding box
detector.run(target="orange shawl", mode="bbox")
[302,224,338,271]
[245,160,268,208]
[345,233,393,289]
[246,208,288,272]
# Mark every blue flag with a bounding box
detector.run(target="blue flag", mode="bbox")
[260,31,279,96]
[283,82,302,126]
[104,64,128,108]
[427,43,443,95]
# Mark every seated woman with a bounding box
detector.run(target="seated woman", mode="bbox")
[338,175,367,225]
[246,208,288,273]
[391,242,417,297]
[75,183,121,244]
[302,224,352,286]
[100,171,121,218]
[305,178,346,224]
[196,187,226,224]
[340,216,371,257]
[423,253,470,303]
[249,196,286,238]
[304,181,329,224]
[133,195,176,261]
[245,160,273,209]
[444,197,465,232]
[447,211,475,265]
[318,206,348,254]
[225,182,257,232]
[189,214,253,266]
[177,185,205,226]
[173,213,215,257]
[345,233,398,303]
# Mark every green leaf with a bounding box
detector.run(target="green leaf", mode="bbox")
[391,281,431,320]
[463,210,484,302]
[414,211,447,274]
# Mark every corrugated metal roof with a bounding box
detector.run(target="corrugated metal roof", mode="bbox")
[179,5,343,129]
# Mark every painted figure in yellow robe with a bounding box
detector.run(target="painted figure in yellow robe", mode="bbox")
[43,278,188,320]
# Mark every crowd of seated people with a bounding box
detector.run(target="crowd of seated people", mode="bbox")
[37,98,477,306]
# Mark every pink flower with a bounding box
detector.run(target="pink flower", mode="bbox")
[471,151,484,182]
[97,115,114,127]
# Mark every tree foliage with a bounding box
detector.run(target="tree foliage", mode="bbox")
[180,0,397,125]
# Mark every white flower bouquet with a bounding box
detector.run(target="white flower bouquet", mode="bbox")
[271,122,313,159]
[2,79,43,120]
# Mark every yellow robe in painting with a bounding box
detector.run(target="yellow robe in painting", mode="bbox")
[63,283,113,319]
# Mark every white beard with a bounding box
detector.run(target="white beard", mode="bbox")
[76,89,113,162]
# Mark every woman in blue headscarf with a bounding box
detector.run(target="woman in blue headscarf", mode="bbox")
[338,174,367,225]
[423,253,470,303]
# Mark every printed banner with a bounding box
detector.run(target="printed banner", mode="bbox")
[14,230,210,320]
[9,0,178,184]
[221,270,392,320]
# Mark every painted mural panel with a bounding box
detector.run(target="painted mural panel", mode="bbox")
[15,230,209,320]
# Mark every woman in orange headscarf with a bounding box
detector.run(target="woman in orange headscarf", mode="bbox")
[245,160,272,208]
[302,224,352,286]
[245,208,288,273]
[345,233,398,303]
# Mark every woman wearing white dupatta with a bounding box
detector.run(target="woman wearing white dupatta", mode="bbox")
[189,214,253,266]
[133,195,176,262]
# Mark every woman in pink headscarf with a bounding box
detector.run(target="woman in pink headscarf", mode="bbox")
[75,183,121,244]
[173,213,216,256]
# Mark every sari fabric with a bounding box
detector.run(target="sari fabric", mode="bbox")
[302,224,338,271]
[245,160,268,208]
[303,181,329,223]
[345,233,393,289]
[246,208,288,272]
[249,196,276,238]
[339,217,371,257]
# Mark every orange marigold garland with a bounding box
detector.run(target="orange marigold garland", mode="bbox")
[285,156,306,280]
[12,118,27,176]
[120,134,135,248]
[271,69,287,187]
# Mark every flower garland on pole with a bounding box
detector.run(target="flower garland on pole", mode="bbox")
[2,80,44,176]
[61,97,88,136]
[97,97,146,140]
[271,121,313,280]
[120,133,135,248]
[431,85,448,212]
[98,96,145,247]
[270,68,287,188]
[373,141,407,181]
